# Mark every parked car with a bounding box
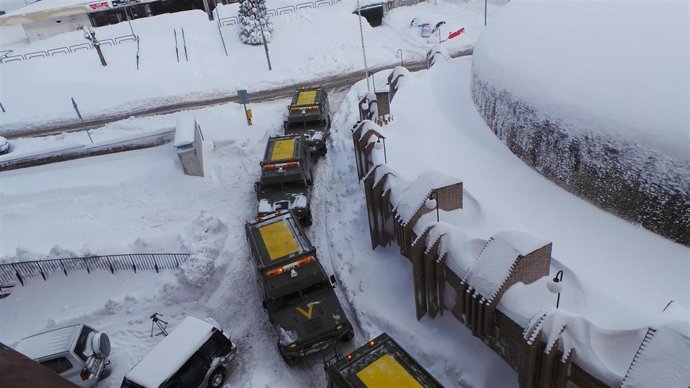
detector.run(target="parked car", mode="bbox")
[0,136,10,155]
[121,316,237,388]
[14,323,111,387]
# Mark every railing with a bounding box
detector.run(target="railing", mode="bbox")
[219,0,341,26]
[0,253,189,286]
[0,34,137,64]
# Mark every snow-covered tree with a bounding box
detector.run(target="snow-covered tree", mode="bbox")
[238,0,273,45]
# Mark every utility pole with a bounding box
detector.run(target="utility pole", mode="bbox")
[259,21,272,71]
[356,0,370,92]
[84,28,107,66]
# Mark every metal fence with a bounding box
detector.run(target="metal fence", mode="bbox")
[0,34,137,64]
[219,0,342,26]
[0,253,189,286]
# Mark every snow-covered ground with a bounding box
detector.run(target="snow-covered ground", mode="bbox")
[0,0,497,132]
[1,1,688,387]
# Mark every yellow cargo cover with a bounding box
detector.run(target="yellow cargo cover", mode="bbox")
[271,138,296,161]
[356,354,422,388]
[296,90,317,106]
[259,220,299,261]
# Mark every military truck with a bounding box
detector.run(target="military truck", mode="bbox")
[324,333,444,388]
[254,134,314,225]
[245,211,354,365]
[283,86,331,157]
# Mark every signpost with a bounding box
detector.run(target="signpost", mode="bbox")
[237,89,252,126]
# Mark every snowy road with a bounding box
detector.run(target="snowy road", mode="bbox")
[1,49,472,140]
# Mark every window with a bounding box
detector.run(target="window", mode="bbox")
[198,330,231,359]
[41,357,73,374]
[75,326,95,361]
[176,352,208,387]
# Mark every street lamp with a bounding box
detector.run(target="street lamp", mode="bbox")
[395,48,403,67]
[259,20,272,71]
[547,270,564,309]
[375,137,387,163]
[425,191,439,222]
[356,0,371,92]
[484,0,488,27]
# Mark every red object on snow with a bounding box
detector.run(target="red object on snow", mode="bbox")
[448,28,465,40]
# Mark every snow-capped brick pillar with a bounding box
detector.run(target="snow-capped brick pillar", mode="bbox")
[358,93,391,126]
[387,65,409,102]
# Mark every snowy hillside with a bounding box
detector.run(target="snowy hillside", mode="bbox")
[470,0,690,245]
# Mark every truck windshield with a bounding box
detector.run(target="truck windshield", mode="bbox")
[273,280,329,308]
[261,181,306,192]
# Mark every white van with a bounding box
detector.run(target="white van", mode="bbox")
[121,316,238,388]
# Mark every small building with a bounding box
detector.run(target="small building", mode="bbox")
[0,0,226,41]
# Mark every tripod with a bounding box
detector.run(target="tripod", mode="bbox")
[150,313,169,337]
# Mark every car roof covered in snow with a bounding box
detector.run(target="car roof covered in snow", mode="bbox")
[14,323,83,360]
[125,316,215,387]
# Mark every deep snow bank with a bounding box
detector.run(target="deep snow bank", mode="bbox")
[470,0,690,245]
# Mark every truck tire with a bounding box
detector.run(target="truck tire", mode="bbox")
[339,331,354,342]
[209,367,226,388]
[327,115,332,129]
[280,350,299,366]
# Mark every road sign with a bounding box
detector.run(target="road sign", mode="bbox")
[237,89,250,104]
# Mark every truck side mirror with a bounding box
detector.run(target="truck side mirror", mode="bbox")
[329,275,337,288]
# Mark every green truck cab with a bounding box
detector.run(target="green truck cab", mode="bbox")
[245,211,354,365]
[283,86,331,158]
[254,135,314,226]
[324,333,444,388]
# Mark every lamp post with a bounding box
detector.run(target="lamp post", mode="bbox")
[356,0,371,92]
[484,0,488,27]
[259,21,272,71]
[425,191,439,222]
[395,48,403,67]
[547,270,564,309]
[375,137,387,163]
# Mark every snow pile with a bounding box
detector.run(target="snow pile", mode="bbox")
[412,221,487,277]
[176,212,228,287]
[470,0,690,245]
[173,114,196,148]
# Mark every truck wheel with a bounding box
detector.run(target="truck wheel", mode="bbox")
[340,331,354,343]
[209,367,226,388]
[327,115,332,129]
[280,352,299,366]
[304,215,313,226]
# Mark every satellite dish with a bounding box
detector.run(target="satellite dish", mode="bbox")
[92,333,111,358]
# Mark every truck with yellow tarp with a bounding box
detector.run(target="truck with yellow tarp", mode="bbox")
[254,134,314,225]
[284,86,331,158]
[245,210,354,365]
[324,333,444,388]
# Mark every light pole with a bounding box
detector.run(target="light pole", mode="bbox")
[356,0,371,92]
[547,270,564,309]
[396,48,403,67]
[425,191,439,222]
[374,137,387,163]
[259,20,272,71]
[484,0,488,27]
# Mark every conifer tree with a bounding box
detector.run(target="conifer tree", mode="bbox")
[238,0,273,45]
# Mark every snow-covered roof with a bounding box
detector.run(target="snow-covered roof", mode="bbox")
[392,170,459,225]
[0,0,157,25]
[622,304,690,387]
[174,114,196,148]
[126,316,215,387]
[15,324,82,359]
[532,309,647,387]
[411,221,486,278]
[464,230,549,302]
